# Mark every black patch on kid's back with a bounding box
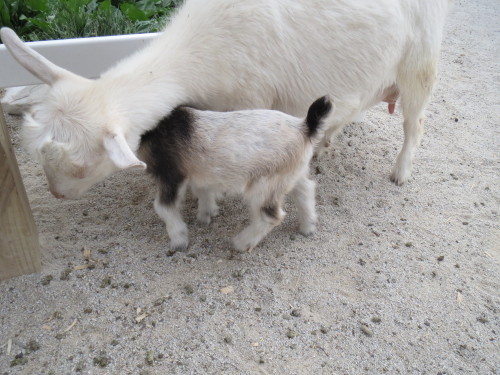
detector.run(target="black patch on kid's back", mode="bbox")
[305,95,333,138]
[139,107,193,204]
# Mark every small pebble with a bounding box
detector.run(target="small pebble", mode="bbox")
[405,242,413,248]
[146,351,154,365]
[60,268,72,281]
[93,355,110,368]
[437,256,444,262]
[41,275,53,286]
[10,354,28,367]
[232,268,247,279]
[100,277,112,288]
[26,339,40,353]
[75,360,85,372]
[291,309,301,317]
[184,284,194,295]
[360,325,373,337]
[371,316,381,323]
[286,329,297,339]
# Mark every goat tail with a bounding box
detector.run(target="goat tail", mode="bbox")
[305,95,333,139]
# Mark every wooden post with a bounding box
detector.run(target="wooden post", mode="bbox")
[0,104,41,280]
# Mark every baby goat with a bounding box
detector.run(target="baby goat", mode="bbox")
[138,96,333,252]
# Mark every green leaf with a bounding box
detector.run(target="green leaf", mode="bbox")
[0,1,14,29]
[135,0,158,15]
[98,0,112,13]
[25,17,51,32]
[120,3,149,21]
[24,0,50,13]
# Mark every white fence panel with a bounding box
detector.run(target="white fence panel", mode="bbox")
[0,33,158,88]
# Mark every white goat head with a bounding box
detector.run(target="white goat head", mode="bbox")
[1,28,146,199]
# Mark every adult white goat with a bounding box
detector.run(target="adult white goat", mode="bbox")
[0,0,451,199]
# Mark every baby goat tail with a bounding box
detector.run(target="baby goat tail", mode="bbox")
[305,95,333,139]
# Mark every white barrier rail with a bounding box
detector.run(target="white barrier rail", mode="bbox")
[0,33,158,87]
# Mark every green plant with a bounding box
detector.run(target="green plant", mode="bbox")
[0,0,182,41]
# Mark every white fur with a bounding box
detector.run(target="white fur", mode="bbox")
[144,105,326,251]
[154,183,189,251]
[0,0,451,198]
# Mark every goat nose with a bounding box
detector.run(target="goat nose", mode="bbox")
[50,189,65,199]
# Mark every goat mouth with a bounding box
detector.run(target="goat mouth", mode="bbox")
[50,190,66,199]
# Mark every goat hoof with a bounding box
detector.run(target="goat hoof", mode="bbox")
[232,236,254,253]
[390,168,411,186]
[196,213,212,225]
[299,224,316,237]
[169,238,189,251]
[196,207,219,225]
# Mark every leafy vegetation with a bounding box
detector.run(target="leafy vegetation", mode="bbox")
[0,0,183,41]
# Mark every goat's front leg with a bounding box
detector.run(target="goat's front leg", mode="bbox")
[154,181,189,251]
[233,199,284,252]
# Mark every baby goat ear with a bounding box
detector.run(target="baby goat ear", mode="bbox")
[0,27,77,85]
[103,132,147,170]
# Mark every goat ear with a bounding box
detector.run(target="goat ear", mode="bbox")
[103,132,147,170]
[0,27,75,85]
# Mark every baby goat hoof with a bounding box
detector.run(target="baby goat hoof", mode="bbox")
[299,226,316,237]
[196,208,218,225]
[196,212,212,225]
[232,236,255,253]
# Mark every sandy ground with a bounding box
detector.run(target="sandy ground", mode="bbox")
[1,0,499,374]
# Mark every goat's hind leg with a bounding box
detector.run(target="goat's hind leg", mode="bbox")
[154,181,189,250]
[192,185,219,224]
[391,62,437,185]
[291,175,317,236]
